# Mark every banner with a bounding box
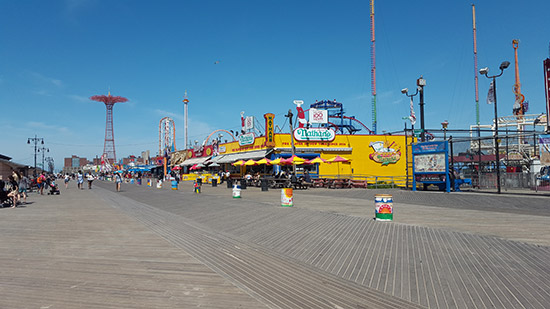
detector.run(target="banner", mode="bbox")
[309,108,328,124]
[544,59,550,129]
[244,116,254,131]
[264,113,276,147]
[486,80,495,104]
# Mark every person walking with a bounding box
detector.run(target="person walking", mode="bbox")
[18,174,29,204]
[114,172,122,192]
[64,174,70,189]
[77,171,84,190]
[37,172,46,195]
[86,173,94,189]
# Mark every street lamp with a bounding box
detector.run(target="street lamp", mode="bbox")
[480,60,510,194]
[27,135,44,175]
[417,76,427,142]
[38,147,49,172]
[401,87,418,138]
[441,120,449,140]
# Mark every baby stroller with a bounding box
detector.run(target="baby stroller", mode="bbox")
[48,180,61,195]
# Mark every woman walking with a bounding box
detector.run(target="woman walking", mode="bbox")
[115,172,122,192]
[18,175,29,204]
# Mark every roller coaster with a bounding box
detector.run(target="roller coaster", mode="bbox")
[309,100,374,134]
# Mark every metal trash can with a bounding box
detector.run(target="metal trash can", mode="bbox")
[227,178,233,188]
[212,178,217,187]
[374,194,393,221]
[240,179,247,190]
[197,178,202,185]
[261,178,268,191]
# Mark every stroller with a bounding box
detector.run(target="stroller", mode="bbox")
[47,179,61,195]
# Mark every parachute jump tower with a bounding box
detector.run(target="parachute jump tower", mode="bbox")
[370,0,377,134]
[90,92,128,165]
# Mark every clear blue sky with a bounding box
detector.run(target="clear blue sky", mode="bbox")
[1,0,549,171]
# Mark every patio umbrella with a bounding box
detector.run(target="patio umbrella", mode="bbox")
[326,155,351,178]
[308,156,327,164]
[172,165,182,170]
[269,158,286,165]
[190,164,199,170]
[209,162,221,167]
[232,160,245,166]
[284,155,306,165]
[244,159,257,166]
[255,158,272,165]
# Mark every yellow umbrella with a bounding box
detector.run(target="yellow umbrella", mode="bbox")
[308,156,327,164]
[269,158,286,165]
[232,160,245,166]
[244,159,257,166]
[326,155,351,163]
[256,158,272,165]
[284,155,306,165]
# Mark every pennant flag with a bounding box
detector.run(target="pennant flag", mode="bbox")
[487,80,495,104]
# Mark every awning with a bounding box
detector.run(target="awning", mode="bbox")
[0,158,31,170]
[180,156,211,166]
[212,150,270,164]
[274,147,352,153]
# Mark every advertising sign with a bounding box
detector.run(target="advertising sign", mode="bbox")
[264,113,276,147]
[369,141,401,165]
[239,132,255,146]
[244,116,254,131]
[309,108,328,124]
[293,128,336,142]
[412,141,450,192]
[544,59,550,129]
[540,134,550,165]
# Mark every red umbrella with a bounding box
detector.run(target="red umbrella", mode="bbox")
[172,165,182,170]
[190,164,198,170]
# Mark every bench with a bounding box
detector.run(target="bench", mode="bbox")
[350,179,368,189]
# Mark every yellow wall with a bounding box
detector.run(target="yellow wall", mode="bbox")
[216,133,414,180]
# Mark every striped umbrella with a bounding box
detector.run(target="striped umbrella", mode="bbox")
[307,156,327,164]
[255,158,272,165]
[283,155,306,165]
[244,159,257,166]
[232,160,245,166]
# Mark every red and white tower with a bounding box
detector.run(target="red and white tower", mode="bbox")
[90,92,128,165]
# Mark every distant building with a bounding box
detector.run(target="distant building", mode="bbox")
[63,155,89,174]
[121,155,146,166]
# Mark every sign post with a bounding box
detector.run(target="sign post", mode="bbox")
[412,141,450,192]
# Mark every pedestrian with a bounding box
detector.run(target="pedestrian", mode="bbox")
[37,172,47,195]
[86,173,94,189]
[77,171,84,189]
[7,175,19,208]
[64,173,70,189]
[115,172,122,192]
[18,174,29,204]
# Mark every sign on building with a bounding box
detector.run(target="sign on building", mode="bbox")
[293,128,336,142]
[264,113,276,147]
[244,116,254,131]
[309,108,328,124]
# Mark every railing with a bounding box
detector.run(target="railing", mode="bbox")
[315,174,409,189]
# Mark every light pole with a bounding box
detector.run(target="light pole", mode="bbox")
[480,60,510,194]
[38,147,49,172]
[285,108,296,175]
[441,120,449,140]
[401,87,418,138]
[27,135,44,175]
[417,76,426,142]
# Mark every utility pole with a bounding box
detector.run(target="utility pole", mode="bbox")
[285,108,296,175]
[39,146,49,172]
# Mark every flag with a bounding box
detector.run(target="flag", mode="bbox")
[409,97,416,125]
[486,80,495,104]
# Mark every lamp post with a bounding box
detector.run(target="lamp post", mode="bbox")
[27,135,44,175]
[480,60,510,194]
[417,76,427,141]
[401,87,418,138]
[285,107,296,175]
[441,120,449,140]
[38,147,49,172]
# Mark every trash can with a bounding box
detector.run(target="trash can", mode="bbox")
[232,185,241,198]
[240,179,247,190]
[171,180,178,190]
[197,178,202,185]
[227,178,233,188]
[212,178,217,187]
[261,178,268,191]
[374,194,393,221]
[281,188,293,207]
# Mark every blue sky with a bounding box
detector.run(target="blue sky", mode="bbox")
[1,0,549,171]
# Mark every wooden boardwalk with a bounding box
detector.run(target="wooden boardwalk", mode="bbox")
[2,180,549,308]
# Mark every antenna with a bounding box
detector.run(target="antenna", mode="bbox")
[370,0,377,134]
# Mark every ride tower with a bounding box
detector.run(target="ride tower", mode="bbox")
[90,92,128,165]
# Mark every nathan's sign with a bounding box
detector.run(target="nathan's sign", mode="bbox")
[264,113,276,147]
[239,133,255,146]
[293,128,336,142]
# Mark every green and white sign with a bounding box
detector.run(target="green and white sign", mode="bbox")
[293,128,336,142]
[238,133,255,146]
